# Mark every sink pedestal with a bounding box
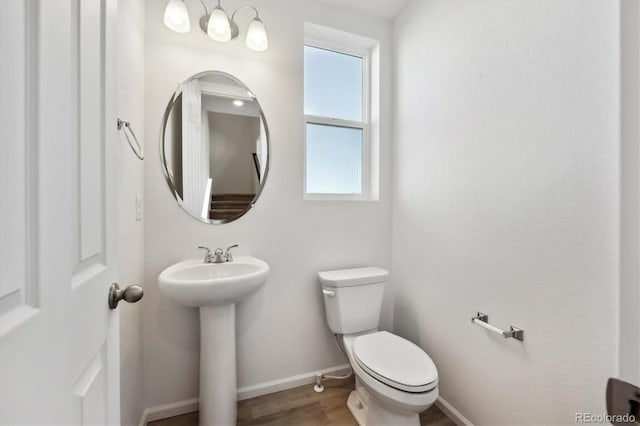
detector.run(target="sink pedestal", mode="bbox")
[158,256,270,426]
[199,304,236,426]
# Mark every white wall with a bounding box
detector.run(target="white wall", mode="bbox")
[620,0,640,386]
[209,112,259,194]
[117,0,145,424]
[392,1,619,424]
[143,0,393,409]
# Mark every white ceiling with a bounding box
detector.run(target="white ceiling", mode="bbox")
[314,0,412,21]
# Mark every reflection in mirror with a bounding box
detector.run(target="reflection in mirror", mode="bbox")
[162,71,269,224]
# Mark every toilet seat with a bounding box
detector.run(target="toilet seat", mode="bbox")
[353,331,438,393]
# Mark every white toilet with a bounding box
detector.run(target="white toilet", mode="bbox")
[319,267,439,426]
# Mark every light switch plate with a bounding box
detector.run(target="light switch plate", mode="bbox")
[136,195,143,221]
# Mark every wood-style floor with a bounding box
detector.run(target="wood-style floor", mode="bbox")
[148,377,455,426]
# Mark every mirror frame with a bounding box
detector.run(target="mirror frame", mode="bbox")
[160,71,270,225]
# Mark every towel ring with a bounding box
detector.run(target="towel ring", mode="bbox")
[117,118,144,160]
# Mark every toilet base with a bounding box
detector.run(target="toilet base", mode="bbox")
[366,393,420,426]
[347,390,367,426]
[347,386,420,426]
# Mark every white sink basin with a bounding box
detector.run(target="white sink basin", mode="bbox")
[158,256,269,307]
[158,255,269,426]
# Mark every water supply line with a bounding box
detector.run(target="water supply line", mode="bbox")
[314,334,353,393]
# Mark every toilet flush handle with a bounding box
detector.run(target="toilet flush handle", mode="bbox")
[322,288,335,297]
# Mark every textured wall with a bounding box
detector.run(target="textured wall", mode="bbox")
[392,1,619,424]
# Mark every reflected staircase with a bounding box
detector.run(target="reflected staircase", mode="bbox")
[209,194,255,221]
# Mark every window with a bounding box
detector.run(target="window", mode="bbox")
[304,24,379,200]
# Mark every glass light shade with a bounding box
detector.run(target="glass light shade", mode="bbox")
[207,6,231,42]
[163,0,190,34]
[246,18,268,51]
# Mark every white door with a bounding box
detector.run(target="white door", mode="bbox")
[0,0,123,424]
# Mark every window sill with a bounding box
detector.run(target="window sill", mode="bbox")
[303,193,378,202]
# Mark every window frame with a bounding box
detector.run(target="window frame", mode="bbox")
[303,38,372,201]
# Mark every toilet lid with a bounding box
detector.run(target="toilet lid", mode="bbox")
[353,331,438,393]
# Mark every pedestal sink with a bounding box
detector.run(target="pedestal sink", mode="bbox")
[159,256,269,426]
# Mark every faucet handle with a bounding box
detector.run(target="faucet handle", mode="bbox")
[198,246,213,263]
[224,244,238,262]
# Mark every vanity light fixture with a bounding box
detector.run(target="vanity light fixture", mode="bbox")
[245,15,268,51]
[163,0,191,34]
[232,99,245,107]
[163,0,269,52]
[207,2,231,42]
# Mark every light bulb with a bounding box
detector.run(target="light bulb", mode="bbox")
[233,100,244,107]
[246,17,268,51]
[163,0,190,34]
[207,6,231,42]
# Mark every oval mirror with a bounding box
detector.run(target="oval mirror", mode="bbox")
[161,71,269,224]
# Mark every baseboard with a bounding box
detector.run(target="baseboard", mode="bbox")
[138,397,199,426]
[436,395,473,426]
[138,364,351,425]
[237,364,351,400]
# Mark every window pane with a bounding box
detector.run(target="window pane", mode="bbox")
[306,123,362,194]
[304,45,363,121]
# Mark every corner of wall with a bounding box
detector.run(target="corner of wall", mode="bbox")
[117,0,146,425]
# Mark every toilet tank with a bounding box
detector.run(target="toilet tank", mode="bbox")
[319,267,389,334]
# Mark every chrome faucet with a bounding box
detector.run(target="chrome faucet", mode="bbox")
[198,245,238,263]
[198,246,224,263]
